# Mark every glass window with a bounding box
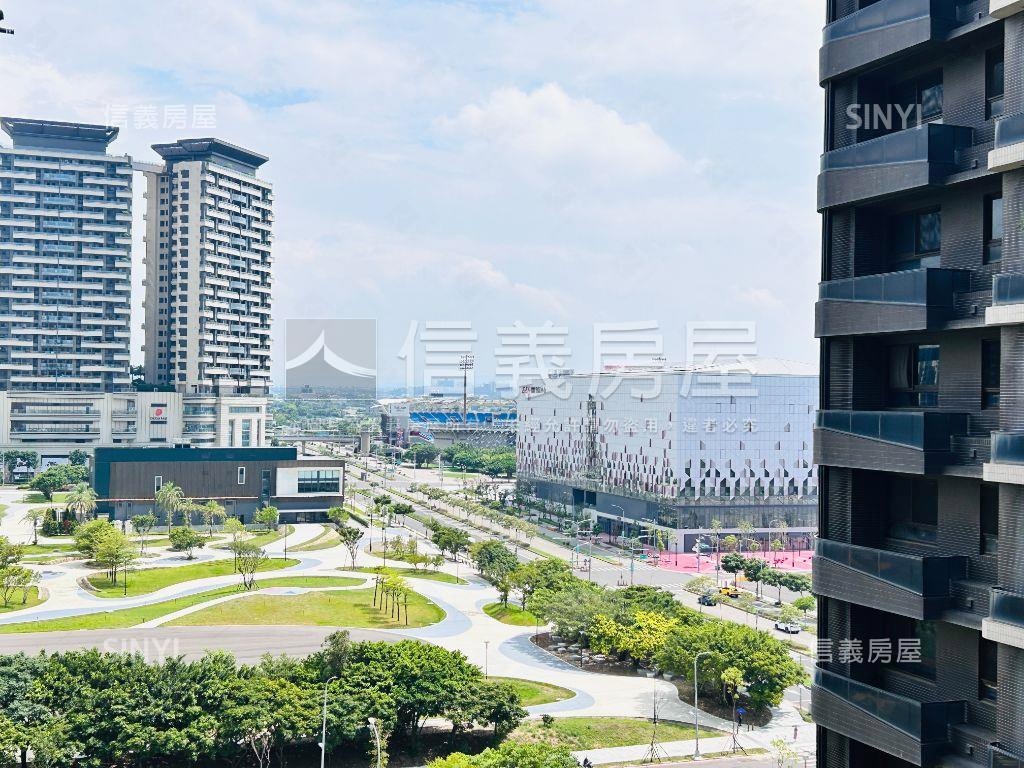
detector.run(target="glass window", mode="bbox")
[890,210,940,269]
[981,483,999,555]
[241,419,252,448]
[887,476,938,542]
[154,475,163,493]
[237,467,246,485]
[980,638,998,701]
[888,618,937,680]
[983,339,1001,409]
[919,73,943,121]
[987,48,1005,120]
[985,195,1003,264]
[888,344,939,407]
[297,470,341,494]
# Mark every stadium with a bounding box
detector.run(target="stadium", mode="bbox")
[378,397,516,449]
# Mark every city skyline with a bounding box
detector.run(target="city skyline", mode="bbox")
[0,0,823,387]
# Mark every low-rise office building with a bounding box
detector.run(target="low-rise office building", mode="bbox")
[93,445,345,524]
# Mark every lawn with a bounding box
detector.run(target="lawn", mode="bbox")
[349,566,466,584]
[86,558,300,598]
[512,717,710,751]
[490,678,574,707]
[167,587,444,629]
[0,585,244,634]
[0,587,45,615]
[21,492,68,504]
[214,525,295,550]
[20,542,80,556]
[484,602,539,626]
[292,525,340,552]
[256,576,363,588]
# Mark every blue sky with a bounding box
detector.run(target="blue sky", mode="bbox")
[1,0,824,389]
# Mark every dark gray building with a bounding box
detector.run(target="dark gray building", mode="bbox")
[814,2,1024,767]
[93,446,345,524]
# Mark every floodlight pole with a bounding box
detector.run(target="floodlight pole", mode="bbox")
[459,354,475,422]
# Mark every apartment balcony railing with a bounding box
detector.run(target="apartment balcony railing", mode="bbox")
[814,539,965,619]
[820,0,961,82]
[815,410,969,474]
[986,273,1024,325]
[818,123,973,210]
[989,112,1024,172]
[984,431,1024,485]
[983,587,1024,651]
[816,268,970,337]
[812,668,963,765]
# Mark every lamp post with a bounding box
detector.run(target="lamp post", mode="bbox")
[320,676,337,768]
[459,354,475,423]
[693,651,713,759]
[484,640,490,678]
[610,504,630,583]
[367,717,382,768]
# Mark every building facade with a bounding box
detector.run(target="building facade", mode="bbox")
[139,138,273,398]
[93,446,345,524]
[516,360,817,550]
[815,3,1024,767]
[0,117,133,393]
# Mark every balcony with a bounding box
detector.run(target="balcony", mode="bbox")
[984,431,1024,484]
[818,123,973,210]
[820,0,960,82]
[815,410,969,474]
[814,540,965,619]
[816,268,970,337]
[988,112,1024,172]
[812,668,963,766]
[990,0,1024,18]
[985,273,1024,325]
[982,588,1024,650]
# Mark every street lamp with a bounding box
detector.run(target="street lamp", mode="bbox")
[609,504,632,583]
[367,717,382,768]
[459,354,475,423]
[484,640,490,678]
[320,676,337,768]
[693,651,713,759]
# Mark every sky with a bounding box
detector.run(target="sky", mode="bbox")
[0,0,824,392]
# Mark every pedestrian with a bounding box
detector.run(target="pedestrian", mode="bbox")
[793,725,799,740]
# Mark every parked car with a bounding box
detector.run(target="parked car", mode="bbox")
[698,592,717,606]
[774,621,801,634]
[719,586,740,598]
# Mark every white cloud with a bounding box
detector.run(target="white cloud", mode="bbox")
[438,83,681,179]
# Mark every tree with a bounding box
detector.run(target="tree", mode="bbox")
[720,552,746,587]
[72,519,116,560]
[742,557,768,598]
[223,518,247,571]
[199,500,226,537]
[254,506,279,531]
[129,512,157,553]
[777,605,802,625]
[95,531,137,591]
[337,525,363,568]
[0,565,36,608]
[169,528,205,559]
[67,449,89,467]
[237,544,268,590]
[21,508,47,546]
[770,737,798,768]
[762,567,784,604]
[327,505,349,529]
[155,482,185,534]
[783,572,812,595]
[64,482,97,522]
[431,525,471,560]
[2,449,37,483]
[406,443,440,468]
[482,453,516,479]
[429,741,578,768]
[470,540,518,590]
[29,465,86,502]
[793,595,816,615]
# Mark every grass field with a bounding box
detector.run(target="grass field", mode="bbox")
[214,525,295,550]
[292,525,340,552]
[253,576,363,588]
[512,717,710,751]
[21,492,68,504]
[490,677,574,707]
[86,558,300,598]
[349,566,466,584]
[167,586,444,628]
[484,602,538,626]
[0,587,45,615]
[20,542,80,556]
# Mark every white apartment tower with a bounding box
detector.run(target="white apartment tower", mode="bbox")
[139,138,273,397]
[0,117,133,393]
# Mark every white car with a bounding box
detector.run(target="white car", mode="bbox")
[774,621,801,634]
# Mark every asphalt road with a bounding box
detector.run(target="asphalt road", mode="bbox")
[0,626,404,662]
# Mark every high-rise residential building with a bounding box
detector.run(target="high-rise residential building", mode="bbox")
[139,138,273,397]
[516,360,818,552]
[0,117,133,393]
[814,3,1024,767]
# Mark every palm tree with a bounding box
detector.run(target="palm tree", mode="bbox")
[65,483,98,522]
[22,507,47,545]
[738,520,754,555]
[200,499,226,537]
[155,482,185,535]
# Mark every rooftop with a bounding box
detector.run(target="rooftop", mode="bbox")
[152,137,268,174]
[1,116,120,151]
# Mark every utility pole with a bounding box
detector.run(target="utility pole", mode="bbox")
[459,354,474,422]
